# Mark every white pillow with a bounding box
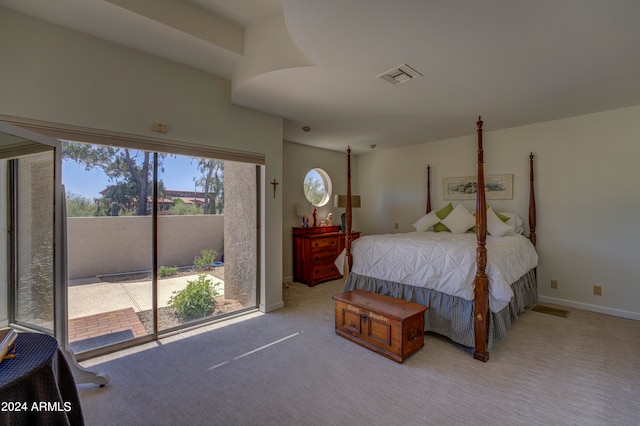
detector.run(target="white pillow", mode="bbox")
[412,210,440,232]
[501,212,525,234]
[487,207,512,237]
[441,204,475,234]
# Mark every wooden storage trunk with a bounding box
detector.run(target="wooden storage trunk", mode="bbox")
[332,289,427,363]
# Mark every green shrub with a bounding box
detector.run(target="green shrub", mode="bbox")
[159,265,178,278]
[168,274,220,320]
[194,248,218,272]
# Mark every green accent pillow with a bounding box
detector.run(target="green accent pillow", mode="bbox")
[469,206,510,233]
[433,202,453,232]
[495,210,510,222]
[485,204,509,223]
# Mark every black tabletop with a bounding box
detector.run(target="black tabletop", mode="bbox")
[0,333,84,425]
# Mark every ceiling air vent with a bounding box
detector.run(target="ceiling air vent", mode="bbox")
[377,64,422,85]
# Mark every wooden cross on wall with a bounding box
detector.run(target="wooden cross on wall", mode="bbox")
[271,178,279,199]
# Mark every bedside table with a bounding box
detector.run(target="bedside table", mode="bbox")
[292,226,360,286]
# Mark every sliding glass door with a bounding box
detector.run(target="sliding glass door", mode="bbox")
[63,141,259,357]
[12,150,55,333]
[64,143,155,354]
[1,123,262,361]
[156,157,258,333]
[1,122,61,338]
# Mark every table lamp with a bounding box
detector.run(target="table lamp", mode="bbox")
[334,194,361,231]
[296,202,312,227]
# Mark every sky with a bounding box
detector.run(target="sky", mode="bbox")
[62,154,205,199]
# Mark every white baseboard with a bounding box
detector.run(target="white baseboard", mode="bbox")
[538,295,640,321]
[283,275,293,285]
[260,300,284,313]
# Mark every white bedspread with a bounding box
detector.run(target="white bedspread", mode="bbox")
[335,231,538,312]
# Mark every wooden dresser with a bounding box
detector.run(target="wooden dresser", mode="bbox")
[292,225,360,286]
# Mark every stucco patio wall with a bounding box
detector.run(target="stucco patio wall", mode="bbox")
[67,215,223,280]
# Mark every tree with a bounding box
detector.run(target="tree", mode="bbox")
[63,141,223,216]
[65,193,101,217]
[169,198,202,215]
[195,159,224,214]
[304,171,325,206]
[62,142,161,216]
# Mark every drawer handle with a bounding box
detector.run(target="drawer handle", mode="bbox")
[408,328,423,341]
[361,314,368,324]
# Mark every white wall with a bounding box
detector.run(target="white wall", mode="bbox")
[356,106,640,319]
[0,8,284,312]
[282,142,357,280]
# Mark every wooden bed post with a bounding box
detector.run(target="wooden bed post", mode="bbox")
[529,152,536,247]
[473,116,490,362]
[344,146,353,278]
[426,165,432,214]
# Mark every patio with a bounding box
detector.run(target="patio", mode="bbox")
[67,269,226,352]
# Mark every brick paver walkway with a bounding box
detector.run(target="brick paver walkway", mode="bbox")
[68,308,147,343]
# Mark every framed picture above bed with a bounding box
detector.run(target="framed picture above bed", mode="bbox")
[443,174,513,200]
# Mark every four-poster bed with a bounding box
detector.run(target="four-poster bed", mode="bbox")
[339,117,538,361]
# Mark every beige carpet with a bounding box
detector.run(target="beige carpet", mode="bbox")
[78,279,640,425]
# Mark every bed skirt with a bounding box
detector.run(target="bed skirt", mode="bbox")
[342,269,538,349]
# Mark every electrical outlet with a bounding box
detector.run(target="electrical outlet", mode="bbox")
[395,222,399,230]
[550,279,558,289]
[593,285,602,296]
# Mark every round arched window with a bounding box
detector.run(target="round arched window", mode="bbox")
[303,168,332,207]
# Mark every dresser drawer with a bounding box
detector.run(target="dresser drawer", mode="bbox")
[311,249,337,263]
[312,263,339,280]
[311,237,338,250]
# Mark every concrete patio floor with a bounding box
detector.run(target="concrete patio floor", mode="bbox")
[66,273,225,348]
[67,273,224,319]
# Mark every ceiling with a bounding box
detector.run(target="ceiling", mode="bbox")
[2,0,640,154]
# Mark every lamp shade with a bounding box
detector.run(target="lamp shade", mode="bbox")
[334,194,361,208]
[296,202,311,216]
